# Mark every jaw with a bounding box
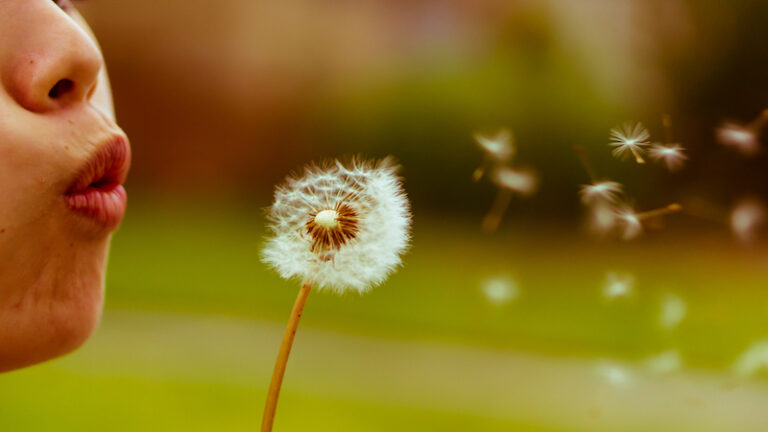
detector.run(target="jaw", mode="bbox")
[0,219,110,372]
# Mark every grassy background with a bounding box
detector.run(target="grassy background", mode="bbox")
[2,199,768,431]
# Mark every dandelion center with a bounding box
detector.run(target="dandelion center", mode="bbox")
[306,202,360,255]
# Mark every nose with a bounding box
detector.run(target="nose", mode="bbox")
[3,3,103,113]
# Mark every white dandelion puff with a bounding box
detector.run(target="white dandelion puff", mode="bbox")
[644,350,683,375]
[716,122,760,156]
[490,166,538,196]
[474,129,515,163]
[614,205,643,241]
[602,271,635,300]
[580,180,623,205]
[732,340,768,378]
[659,293,687,330]
[730,198,766,244]
[262,157,411,294]
[587,202,619,236]
[481,275,519,306]
[260,157,411,432]
[609,122,650,164]
[595,360,634,388]
[649,143,688,171]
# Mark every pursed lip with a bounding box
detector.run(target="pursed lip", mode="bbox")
[65,134,131,231]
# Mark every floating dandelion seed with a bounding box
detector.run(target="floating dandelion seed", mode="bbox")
[481,275,519,306]
[609,122,650,164]
[614,203,682,241]
[644,350,683,375]
[260,157,411,431]
[602,271,635,300]
[595,361,634,388]
[730,198,767,244]
[491,166,538,196]
[473,129,515,180]
[580,180,623,205]
[481,166,538,232]
[716,122,760,156]
[587,202,619,236]
[733,340,768,378]
[659,293,687,330]
[649,143,687,171]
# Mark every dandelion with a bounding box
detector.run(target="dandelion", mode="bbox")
[644,350,683,375]
[659,293,687,330]
[602,271,635,300]
[595,360,634,388]
[614,203,682,241]
[649,143,687,171]
[481,166,538,232]
[579,180,623,205]
[473,129,515,180]
[609,122,650,164]
[587,202,619,236]
[481,275,519,306]
[732,339,768,378]
[730,198,766,244]
[716,122,760,156]
[260,157,411,431]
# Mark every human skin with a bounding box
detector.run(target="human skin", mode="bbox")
[0,0,130,372]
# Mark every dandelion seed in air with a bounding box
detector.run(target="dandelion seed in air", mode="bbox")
[580,180,623,205]
[614,203,682,241]
[260,157,411,431]
[730,198,767,244]
[481,166,538,232]
[649,143,687,171]
[716,110,768,156]
[481,275,519,306]
[644,350,683,375]
[587,202,619,236]
[659,293,687,330]
[595,360,634,388]
[732,339,768,378]
[602,271,635,300]
[473,129,515,181]
[609,122,650,164]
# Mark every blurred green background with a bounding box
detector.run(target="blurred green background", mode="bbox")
[3,0,768,430]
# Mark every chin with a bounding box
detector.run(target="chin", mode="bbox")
[0,229,110,373]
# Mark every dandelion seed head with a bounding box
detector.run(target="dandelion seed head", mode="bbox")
[491,166,538,196]
[733,340,768,378]
[730,198,766,244]
[649,143,688,171]
[716,122,760,156]
[609,122,650,162]
[262,157,411,294]
[659,293,687,330]
[580,180,623,205]
[481,275,519,306]
[475,129,515,162]
[602,271,635,300]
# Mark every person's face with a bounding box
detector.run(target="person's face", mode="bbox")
[0,0,130,372]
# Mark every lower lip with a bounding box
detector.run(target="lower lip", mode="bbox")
[66,184,127,231]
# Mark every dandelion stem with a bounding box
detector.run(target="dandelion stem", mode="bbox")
[630,147,646,164]
[261,278,313,432]
[636,203,682,221]
[663,114,672,143]
[574,146,598,182]
[482,189,513,233]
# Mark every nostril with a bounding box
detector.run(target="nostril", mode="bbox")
[48,79,74,99]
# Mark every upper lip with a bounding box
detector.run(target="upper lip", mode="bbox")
[66,134,131,194]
